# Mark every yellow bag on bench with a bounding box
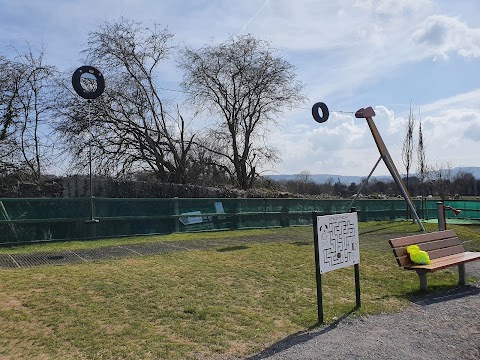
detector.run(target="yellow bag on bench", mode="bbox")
[406,245,431,265]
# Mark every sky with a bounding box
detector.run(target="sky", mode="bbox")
[1,0,479,177]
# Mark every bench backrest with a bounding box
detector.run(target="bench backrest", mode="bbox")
[389,230,465,267]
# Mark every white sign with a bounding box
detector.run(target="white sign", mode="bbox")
[179,211,203,225]
[214,202,226,219]
[316,212,360,274]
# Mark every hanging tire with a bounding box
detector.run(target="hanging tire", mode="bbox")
[72,66,105,100]
[312,102,329,123]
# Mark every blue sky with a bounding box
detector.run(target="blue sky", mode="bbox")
[1,0,479,177]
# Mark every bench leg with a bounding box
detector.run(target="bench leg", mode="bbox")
[458,264,466,285]
[415,270,428,291]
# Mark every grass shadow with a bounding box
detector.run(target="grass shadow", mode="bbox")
[216,245,249,252]
[290,241,311,246]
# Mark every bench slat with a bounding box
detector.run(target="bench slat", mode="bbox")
[405,252,480,272]
[427,245,466,259]
[391,237,463,258]
[389,230,457,248]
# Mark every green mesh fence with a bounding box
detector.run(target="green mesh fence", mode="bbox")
[0,197,478,245]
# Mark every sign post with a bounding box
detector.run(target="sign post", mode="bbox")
[312,211,361,323]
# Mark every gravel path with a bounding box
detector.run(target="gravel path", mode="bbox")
[247,263,480,360]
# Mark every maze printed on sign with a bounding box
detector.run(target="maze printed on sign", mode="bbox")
[319,219,357,267]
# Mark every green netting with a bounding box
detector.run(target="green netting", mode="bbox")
[0,197,478,245]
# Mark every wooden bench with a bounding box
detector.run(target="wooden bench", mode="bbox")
[389,230,480,290]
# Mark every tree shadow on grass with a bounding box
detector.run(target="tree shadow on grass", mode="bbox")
[216,245,249,252]
[290,241,311,246]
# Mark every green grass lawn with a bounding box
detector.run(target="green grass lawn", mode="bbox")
[1,221,479,359]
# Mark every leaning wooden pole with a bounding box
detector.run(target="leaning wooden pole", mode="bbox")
[355,107,425,232]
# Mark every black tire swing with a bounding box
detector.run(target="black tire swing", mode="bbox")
[311,102,329,123]
[71,66,105,99]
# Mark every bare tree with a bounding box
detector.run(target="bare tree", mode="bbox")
[452,171,476,197]
[17,46,56,180]
[416,115,428,216]
[417,117,426,202]
[178,34,305,190]
[402,105,415,193]
[295,170,313,194]
[0,46,56,180]
[417,118,426,184]
[402,105,415,218]
[428,162,454,200]
[0,55,21,173]
[55,19,200,183]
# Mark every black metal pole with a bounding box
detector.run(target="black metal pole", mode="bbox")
[85,100,98,224]
[89,112,94,221]
[354,264,361,308]
[88,100,93,220]
[312,211,323,324]
[350,207,361,308]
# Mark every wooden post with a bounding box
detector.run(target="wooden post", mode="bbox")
[359,110,425,232]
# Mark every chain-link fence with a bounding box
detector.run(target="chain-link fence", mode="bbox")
[1,197,479,245]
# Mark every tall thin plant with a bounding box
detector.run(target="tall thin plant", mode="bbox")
[402,104,415,218]
[417,114,426,217]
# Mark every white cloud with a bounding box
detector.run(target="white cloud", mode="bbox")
[412,15,480,59]
[465,122,480,142]
[352,0,433,16]
[421,89,480,113]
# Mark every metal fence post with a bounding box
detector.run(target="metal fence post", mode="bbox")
[281,203,290,227]
[437,201,445,231]
[234,201,243,229]
[173,197,179,233]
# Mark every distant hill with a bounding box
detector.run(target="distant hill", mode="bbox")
[266,166,480,185]
[453,166,480,178]
[265,174,388,184]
